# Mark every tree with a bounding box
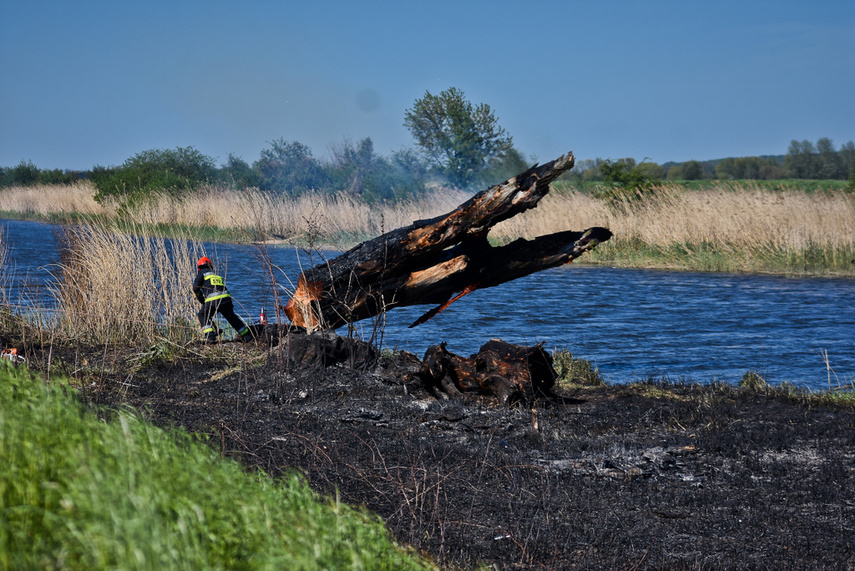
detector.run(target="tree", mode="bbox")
[5,161,40,186]
[594,158,662,203]
[254,139,328,194]
[817,137,843,179]
[785,139,820,179]
[714,156,783,180]
[327,137,381,195]
[840,141,855,182]
[681,160,705,180]
[404,87,513,187]
[219,154,260,189]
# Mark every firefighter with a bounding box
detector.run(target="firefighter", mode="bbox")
[192,256,250,343]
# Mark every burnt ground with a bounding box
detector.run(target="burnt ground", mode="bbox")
[13,328,855,570]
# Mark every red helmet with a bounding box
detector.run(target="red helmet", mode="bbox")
[197,256,212,268]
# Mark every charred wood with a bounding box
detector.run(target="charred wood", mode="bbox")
[418,340,556,405]
[281,151,612,329]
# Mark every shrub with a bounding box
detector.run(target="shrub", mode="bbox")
[739,370,769,391]
[92,146,216,204]
[553,349,604,387]
[593,158,662,204]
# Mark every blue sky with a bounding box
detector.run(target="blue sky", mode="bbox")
[2,0,853,171]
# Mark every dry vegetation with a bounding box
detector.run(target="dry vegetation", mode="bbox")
[0,181,111,218]
[49,222,204,345]
[496,183,855,274]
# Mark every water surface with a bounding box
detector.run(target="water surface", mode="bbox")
[3,218,853,390]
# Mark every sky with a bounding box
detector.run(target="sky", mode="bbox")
[2,0,853,171]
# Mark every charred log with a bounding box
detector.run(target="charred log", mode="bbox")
[418,340,556,405]
[281,151,612,330]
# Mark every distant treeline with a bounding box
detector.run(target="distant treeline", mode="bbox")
[2,136,853,201]
[567,138,855,184]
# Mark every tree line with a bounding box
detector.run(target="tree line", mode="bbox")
[1,86,853,199]
[565,138,854,185]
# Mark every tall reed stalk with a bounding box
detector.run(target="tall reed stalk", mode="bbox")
[0,225,8,304]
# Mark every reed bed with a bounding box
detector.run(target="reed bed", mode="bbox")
[50,220,204,345]
[0,225,8,304]
[494,183,855,274]
[135,186,471,247]
[0,181,111,218]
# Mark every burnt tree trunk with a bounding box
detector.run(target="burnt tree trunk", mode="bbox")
[418,340,556,405]
[283,151,612,329]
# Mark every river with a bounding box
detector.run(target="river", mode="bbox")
[3,218,854,391]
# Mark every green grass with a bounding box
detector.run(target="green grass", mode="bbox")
[0,365,433,571]
[552,350,855,408]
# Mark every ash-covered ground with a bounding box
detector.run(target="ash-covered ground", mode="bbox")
[29,331,855,570]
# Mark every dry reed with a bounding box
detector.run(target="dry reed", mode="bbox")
[51,221,203,344]
[0,182,111,218]
[0,225,8,303]
[493,183,855,274]
[135,185,470,247]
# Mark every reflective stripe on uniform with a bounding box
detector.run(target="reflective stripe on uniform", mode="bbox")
[204,292,231,303]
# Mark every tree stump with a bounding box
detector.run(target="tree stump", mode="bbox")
[418,340,556,405]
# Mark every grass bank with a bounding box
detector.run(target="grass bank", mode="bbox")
[1,181,854,276]
[0,364,433,570]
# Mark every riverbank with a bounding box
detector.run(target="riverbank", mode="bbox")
[2,181,854,276]
[4,323,853,570]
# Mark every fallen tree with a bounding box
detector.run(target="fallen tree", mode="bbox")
[282,151,612,330]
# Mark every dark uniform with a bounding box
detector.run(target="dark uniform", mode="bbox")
[192,258,250,343]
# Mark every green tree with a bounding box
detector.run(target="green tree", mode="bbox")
[384,148,429,199]
[6,160,41,186]
[325,138,430,200]
[840,141,855,181]
[817,137,843,179]
[218,154,260,189]
[594,158,662,203]
[785,139,820,179]
[681,160,705,180]
[666,160,703,181]
[598,158,662,188]
[715,156,783,180]
[327,138,379,194]
[254,139,329,194]
[404,87,513,187]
